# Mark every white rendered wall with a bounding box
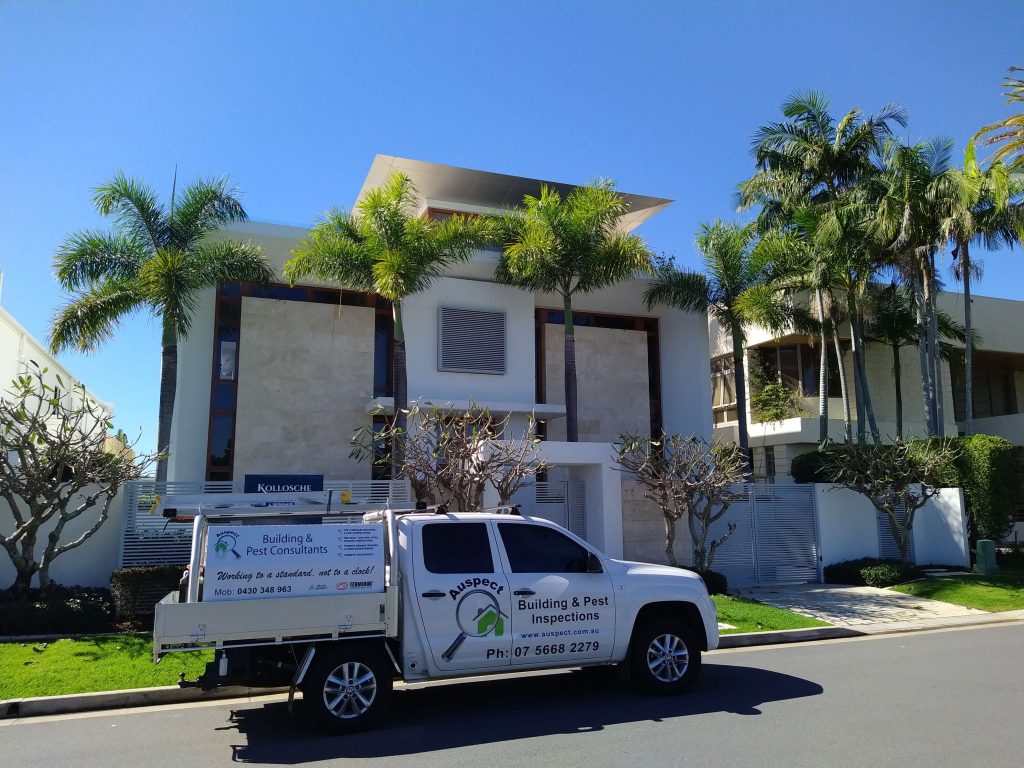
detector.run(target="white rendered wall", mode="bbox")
[815,484,968,568]
[0,489,125,589]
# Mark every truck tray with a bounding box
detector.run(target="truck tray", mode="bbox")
[153,586,399,658]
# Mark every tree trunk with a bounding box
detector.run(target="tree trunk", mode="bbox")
[929,254,945,436]
[816,289,829,444]
[664,515,678,567]
[155,321,177,482]
[845,292,867,444]
[852,305,880,443]
[893,343,904,439]
[392,301,408,470]
[962,239,974,435]
[563,294,579,442]
[914,270,936,436]
[833,335,853,443]
[731,321,752,477]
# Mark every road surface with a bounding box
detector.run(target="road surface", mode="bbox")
[4,623,1022,768]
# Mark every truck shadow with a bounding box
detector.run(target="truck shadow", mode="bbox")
[223,663,823,763]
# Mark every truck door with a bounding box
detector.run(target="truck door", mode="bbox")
[496,521,615,667]
[412,521,514,673]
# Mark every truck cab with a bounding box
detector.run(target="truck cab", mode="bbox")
[153,503,717,732]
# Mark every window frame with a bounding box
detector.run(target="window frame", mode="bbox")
[420,522,496,575]
[496,521,594,574]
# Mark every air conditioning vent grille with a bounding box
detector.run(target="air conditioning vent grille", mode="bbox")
[439,307,506,374]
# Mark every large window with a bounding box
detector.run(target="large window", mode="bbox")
[711,355,737,425]
[755,343,842,399]
[498,523,590,573]
[950,352,1023,421]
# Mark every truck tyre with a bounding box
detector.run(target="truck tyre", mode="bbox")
[629,620,700,695]
[302,644,393,733]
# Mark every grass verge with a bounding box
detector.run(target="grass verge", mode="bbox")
[0,634,211,700]
[892,570,1024,612]
[712,595,830,634]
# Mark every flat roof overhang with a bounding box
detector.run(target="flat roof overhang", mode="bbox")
[356,155,672,233]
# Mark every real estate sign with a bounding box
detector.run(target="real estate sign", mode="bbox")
[203,523,384,601]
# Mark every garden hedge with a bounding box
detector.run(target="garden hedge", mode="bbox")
[823,558,922,587]
[110,564,186,619]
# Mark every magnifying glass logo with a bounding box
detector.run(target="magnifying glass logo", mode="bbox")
[442,588,507,661]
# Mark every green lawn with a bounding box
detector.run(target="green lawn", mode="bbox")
[712,595,830,634]
[0,635,211,700]
[892,571,1024,612]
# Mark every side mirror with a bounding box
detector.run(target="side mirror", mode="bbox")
[587,552,603,574]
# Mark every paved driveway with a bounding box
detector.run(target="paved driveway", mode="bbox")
[731,582,988,629]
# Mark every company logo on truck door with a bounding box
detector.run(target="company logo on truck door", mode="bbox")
[448,577,504,601]
[442,587,507,661]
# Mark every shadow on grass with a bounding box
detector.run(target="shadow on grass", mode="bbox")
[221,664,823,764]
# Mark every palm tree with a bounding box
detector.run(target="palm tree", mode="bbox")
[974,66,1024,172]
[494,181,652,442]
[50,172,273,481]
[739,91,907,443]
[643,221,764,473]
[864,283,971,438]
[284,172,494,457]
[935,141,1023,434]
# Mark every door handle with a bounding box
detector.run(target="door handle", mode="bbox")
[421,590,446,599]
[514,589,536,596]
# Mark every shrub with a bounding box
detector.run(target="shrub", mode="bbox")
[696,569,728,595]
[860,561,923,588]
[0,586,115,635]
[110,565,186,619]
[824,558,922,587]
[823,558,879,585]
[956,435,1020,542]
[791,449,831,483]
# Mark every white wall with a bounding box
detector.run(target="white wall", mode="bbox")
[815,484,968,568]
[402,277,537,405]
[0,488,125,589]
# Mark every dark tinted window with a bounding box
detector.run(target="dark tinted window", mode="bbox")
[498,523,590,573]
[422,523,494,574]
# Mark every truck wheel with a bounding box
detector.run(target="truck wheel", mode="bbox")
[629,620,700,695]
[302,644,393,733]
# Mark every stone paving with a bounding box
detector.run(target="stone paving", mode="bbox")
[731,581,989,629]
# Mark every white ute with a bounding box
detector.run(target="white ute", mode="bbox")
[153,498,718,732]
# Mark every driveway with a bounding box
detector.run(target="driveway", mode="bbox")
[731,581,989,630]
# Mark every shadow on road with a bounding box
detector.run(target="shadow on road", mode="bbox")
[222,664,822,763]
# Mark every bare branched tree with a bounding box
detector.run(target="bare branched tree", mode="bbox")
[823,438,959,563]
[1,362,161,591]
[616,432,746,570]
[352,402,548,513]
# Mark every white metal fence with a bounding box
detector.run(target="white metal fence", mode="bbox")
[118,479,410,567]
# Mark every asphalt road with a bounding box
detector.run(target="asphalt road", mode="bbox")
[4,624,1022,768]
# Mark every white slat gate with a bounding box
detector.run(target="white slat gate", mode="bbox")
[513,481,587,539]
[710,483,821,587]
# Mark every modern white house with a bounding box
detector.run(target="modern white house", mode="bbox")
[709,290,1024,539]
[162,156,712,558]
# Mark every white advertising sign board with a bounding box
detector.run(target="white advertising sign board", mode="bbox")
[203,524,384,602]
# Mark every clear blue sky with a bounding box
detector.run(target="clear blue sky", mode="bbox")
[1,0,1022,450]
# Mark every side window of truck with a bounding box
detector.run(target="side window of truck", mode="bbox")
[422,523,495,574]
[498,523,590,573]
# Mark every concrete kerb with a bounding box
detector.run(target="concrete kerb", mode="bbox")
[4,611,1022,721]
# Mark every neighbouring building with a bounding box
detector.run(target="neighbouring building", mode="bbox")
[709,291,1024,538]
[164,156,712,557]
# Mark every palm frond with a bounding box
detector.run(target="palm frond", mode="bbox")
[169,177,248,249]
[642,267,710,314]
[53,231,148,290]
[49,279,146,353]
[92,172,166,249]
[189,240,274,286]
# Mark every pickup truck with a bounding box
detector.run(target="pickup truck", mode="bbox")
[153,501,718,732]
